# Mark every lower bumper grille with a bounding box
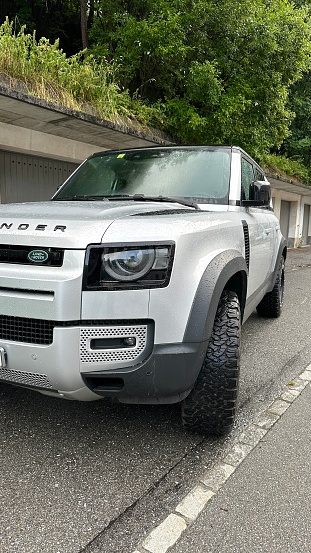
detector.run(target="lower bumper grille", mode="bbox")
[0,366,53,389]
[80,325,149,364]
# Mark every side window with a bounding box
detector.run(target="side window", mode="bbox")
[254,168,264,181]
[241,158,254,201]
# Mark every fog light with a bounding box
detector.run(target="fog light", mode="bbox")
[123,337,136,346]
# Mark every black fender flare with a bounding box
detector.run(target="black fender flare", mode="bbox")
[183,250,248,344]
[266,238,287,293]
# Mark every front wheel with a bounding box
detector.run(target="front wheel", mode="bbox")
[181,290,241,436]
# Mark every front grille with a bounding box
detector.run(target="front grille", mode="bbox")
[0,245,64,266]
[0,366,53,389]
[0,315,55,345]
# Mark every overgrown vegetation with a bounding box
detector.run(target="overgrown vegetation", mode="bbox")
[1,0,311,183]
[0,19,162,130]
[260,153,310,184]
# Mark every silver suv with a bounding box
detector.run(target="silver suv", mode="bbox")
[0,146,286,434]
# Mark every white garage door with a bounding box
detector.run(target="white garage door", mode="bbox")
[0,151,79,203]
[280,200,290,241]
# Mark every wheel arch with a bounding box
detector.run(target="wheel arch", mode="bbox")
[265,238,287,294]
[182,289,241,435]
[224,271,247,321]
[184,249,248,344]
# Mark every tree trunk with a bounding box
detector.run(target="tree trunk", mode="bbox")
[81,0,88,49]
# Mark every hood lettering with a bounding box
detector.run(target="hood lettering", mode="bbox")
[0,223,66,232]
[0,223,12,229]
[54,225,66,232]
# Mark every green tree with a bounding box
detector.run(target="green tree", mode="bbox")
[283,74,311,167]
[88,0,311,157]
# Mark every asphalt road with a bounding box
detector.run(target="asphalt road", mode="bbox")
[1,248,310,553]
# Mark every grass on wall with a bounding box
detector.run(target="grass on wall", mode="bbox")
[0,18,161,132]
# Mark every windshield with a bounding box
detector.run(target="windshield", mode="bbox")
[53,148,231,204]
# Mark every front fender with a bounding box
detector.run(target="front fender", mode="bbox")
[184,249,248,343]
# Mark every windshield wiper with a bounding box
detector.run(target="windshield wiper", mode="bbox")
[105,194,201,210]
[54,193,201,209]
[53,195,109,201]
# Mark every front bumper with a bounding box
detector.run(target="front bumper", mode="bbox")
[0,321,206,403]
[82,341,207,404]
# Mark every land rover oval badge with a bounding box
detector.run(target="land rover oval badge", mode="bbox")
[27,249,49,263]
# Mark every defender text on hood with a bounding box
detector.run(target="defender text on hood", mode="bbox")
[0,146,286,435]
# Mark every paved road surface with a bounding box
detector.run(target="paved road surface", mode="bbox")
[0,248,310,553]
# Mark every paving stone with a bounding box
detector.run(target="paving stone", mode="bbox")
[300,369,311,381]
[200,463,236,492]
[175,485,214,520]
[239,424,267,446]
[141,514,187,553]
[281,388,300,403]
[222,443,253,467]
[288,378,308,392]
[256,411,280,429]
[268,399,290,416]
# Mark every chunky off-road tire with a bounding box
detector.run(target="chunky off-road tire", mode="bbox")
[256,256,285,318]
[181,290,241,436]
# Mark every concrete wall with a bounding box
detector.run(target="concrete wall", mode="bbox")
[0,121,103,164]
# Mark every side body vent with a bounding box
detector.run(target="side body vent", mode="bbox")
[241,220,250,271]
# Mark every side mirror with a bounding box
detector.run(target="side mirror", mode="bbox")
[242,180,271,207]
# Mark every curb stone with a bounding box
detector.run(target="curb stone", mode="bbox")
[132,367,311,553]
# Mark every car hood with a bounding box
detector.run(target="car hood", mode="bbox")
[0,200,198,248]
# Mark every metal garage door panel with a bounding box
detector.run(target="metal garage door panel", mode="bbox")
[0,151,78,203]
[302,204,310,245]
[280,200,290,241]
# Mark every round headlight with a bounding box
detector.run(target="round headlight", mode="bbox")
[103,249,155,281]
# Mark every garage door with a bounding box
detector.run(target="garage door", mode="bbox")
[302,204,310,245]
[280,200,290,241]
[0,151,79,203]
